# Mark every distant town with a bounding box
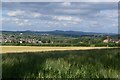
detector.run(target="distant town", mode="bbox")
[0,31,120,47]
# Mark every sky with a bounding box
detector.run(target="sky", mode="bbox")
[1,2,118,33]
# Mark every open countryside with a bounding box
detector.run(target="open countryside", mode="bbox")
[1,29,120,79]
[1,2,120,79]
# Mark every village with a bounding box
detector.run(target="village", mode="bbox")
[0,34,54,44]
[0,32,120,46]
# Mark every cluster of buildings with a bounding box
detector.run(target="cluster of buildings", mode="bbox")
[0,33,120,44]
[0,37,54,44]
[103,38,120,44]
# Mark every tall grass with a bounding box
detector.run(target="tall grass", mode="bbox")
[2,48,120,79]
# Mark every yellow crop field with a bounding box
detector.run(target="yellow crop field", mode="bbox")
[0,46,116,54]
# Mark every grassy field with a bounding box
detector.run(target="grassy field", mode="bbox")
[2,48,120,79]
[1,46,116,53]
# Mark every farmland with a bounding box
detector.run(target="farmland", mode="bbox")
[1,2,120,79]
[2,48,120,79]
[1,31,120,79]
[1,46,115,53]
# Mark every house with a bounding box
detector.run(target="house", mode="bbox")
[38,41,42,44]
[103,39,109,43]
[115,40,120,44]
[19,41,23,44]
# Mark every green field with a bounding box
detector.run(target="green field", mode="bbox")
[2,48,120,79]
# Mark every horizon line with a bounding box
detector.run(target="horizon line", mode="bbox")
[0,30,118,34]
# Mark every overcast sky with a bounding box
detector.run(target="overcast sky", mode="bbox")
[2,2,118,33]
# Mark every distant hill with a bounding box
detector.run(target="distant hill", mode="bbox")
[1,30,117,37]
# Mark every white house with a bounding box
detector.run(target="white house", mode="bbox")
[103,39,109,43]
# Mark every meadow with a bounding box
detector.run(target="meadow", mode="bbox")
[2,48,120,79]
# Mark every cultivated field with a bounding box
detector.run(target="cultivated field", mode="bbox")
[0,46,116,53]
[1,46,120,78]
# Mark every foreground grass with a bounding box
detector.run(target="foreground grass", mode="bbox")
[2,48,120,79]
